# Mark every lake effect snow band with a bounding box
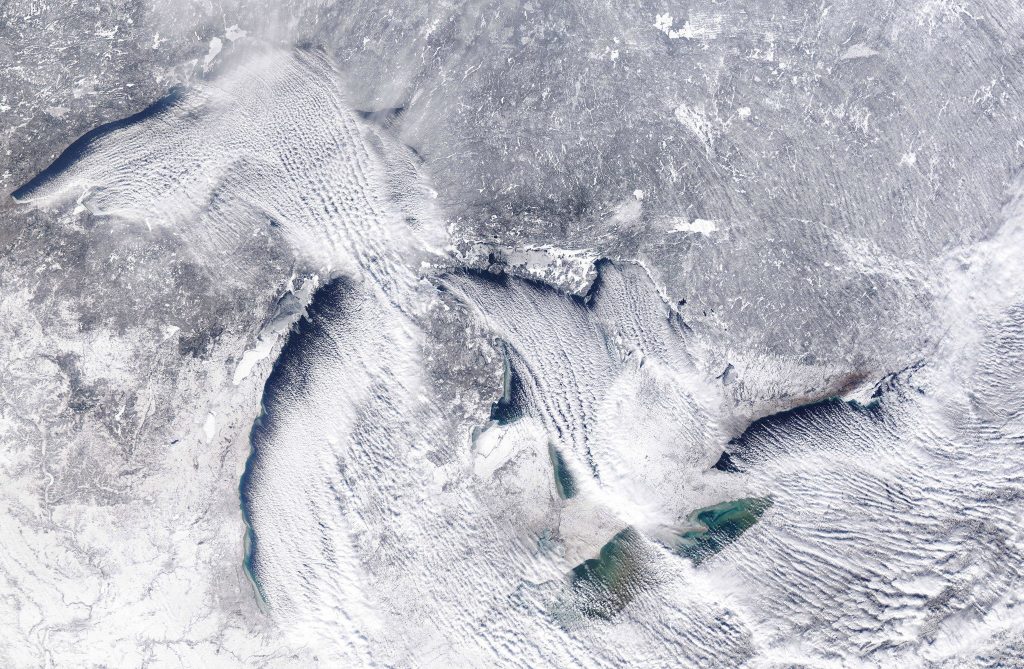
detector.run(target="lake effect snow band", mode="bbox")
[10,43,1024,668]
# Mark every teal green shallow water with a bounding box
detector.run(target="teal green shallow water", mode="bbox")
[565,498,771,619]
[239,403,269,607]
[676,497,773,565]
[570,527,648,619]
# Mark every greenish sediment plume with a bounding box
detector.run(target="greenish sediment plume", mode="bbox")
[570,527,650,619]
[239,403,270,608]
[676,497,772,565]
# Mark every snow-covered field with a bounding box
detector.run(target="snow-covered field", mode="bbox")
[4,2,1024,666]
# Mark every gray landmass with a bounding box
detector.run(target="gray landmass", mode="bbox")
[3,0,1024,666]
